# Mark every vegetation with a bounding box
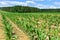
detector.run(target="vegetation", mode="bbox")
[0,5,60,40]
[2,15,17,40]
[0,6,40,13]
[0,11,60,40]
[0,6,60,13]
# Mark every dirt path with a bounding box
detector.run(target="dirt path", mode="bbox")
[6,17,30,40]
[0,14,6,40]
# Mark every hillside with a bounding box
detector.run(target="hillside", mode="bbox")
[0,6,40,13]
[0,6,60,13]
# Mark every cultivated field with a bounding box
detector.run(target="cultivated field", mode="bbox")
[0,11,60,40]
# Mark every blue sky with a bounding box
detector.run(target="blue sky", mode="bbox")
[0,0,60,9]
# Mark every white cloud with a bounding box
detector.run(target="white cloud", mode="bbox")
[27,0,53,2]
[35,4,48,9]
[0,1,36,7]
[0,0,60,8]
[26,1,36,4]
[35,0,44,1]
[0,1,26,7]
[34,4,58,9]
[54,2,60,5]
[27,0,45,1]
[9,1,27,6]
[49,5,57,8]
[0,1,7,5]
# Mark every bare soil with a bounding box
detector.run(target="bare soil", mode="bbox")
[0,15,6,40]
[6,17,30,40]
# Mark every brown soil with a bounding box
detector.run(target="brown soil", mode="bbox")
[0,15,6,40]
[6,17,30,40]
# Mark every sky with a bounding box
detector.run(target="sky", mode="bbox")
[0,0,60,9]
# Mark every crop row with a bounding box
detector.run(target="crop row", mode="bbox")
[4,13,60,40]
[2,15,17,40]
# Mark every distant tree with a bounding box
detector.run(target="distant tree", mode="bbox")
[0,6,60,13]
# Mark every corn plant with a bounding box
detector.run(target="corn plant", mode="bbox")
[2,15,17,40]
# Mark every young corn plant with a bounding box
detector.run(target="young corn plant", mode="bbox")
[4,13,60,40]
[2,15,17,40]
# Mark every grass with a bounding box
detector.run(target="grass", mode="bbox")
[0,11,60,40]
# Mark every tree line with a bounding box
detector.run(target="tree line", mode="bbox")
[0,6,60,13]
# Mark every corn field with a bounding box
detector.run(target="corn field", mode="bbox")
[0,11,60,40]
